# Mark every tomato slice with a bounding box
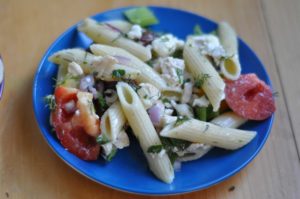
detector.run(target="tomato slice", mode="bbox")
[225,74,276,120]
[51,86,100,160]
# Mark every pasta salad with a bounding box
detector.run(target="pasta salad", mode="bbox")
[44,7,276,183]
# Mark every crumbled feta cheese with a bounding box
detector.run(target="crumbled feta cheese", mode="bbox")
[137,83,161,109]
[152,34,185,57]
[68,61,83,76]
[181,82,193,103]
[193,35,226,65]
[192,95,210,107]
[155,57,185,87]
[113,130,130,149]
[127,24,143,40]
[161,115,177,126]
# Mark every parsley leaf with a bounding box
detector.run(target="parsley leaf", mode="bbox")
[174,116,190,127]
[194,73,210,88]
[176,68,184,84]
[147,145,164,154]
[193,24,203,35]
[96,134,110,145]
[44,95,56,111]
[98,95,108,112]
[112,69,126,79]
[106,147,118,161]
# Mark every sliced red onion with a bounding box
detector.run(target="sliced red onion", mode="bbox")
[173,160,182,172]
[63,100,76,114]
[140,31,156,46]
[80,75,95,91]
[148,102,165,127]
[113,55,131,65]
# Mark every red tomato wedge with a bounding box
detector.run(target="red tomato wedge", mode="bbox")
[51,86,100,160]
[225,74,275,120]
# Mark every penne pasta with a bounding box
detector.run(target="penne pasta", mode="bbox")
[218,22,241,80]
[211,111,247,128]
[90,44,167,89]
[160,118,256,150]
[100,101,126,142]
[178,112,248,162]
[48,48,98,73]
[183,37,225,111]
[78,18,152,61]
[116,82,174,183]
[105,20,132,33]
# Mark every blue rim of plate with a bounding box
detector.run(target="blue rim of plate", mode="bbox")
[32,6,274,195]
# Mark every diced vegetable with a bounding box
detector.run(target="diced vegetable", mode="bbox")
[124,7,158,27]
[194,106,207,121]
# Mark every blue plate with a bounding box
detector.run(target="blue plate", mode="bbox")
[32,6,274,195]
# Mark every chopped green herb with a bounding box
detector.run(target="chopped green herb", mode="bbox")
[98,95,108,112]
[194,73,210,88]
[168,152,179,165]
[146,60,155,67]
[207,105,219,120]
[147,145,164,154]
[106,147,117,161]
[143,94,148,99]
[44,95,56,111]
[174,116,190,127]
[176,68,184,84]
[194,106,207,121]
[161,98,170,104]
[96,134,110,145]
[193,24,203,35]
[124,7,158,27]
[112,69,126,79]
[172,49,183,59]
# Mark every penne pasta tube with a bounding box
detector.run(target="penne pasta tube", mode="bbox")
[183,37,225,111]
[116,82,174,183]
[218,22,241,80]
[78,18,152,61]
[160,118,256,150]
[105,20,132,33]
[178,112,248,162]
[48,48,99,73]
[100,101,126,142]
[90,44,167,89]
